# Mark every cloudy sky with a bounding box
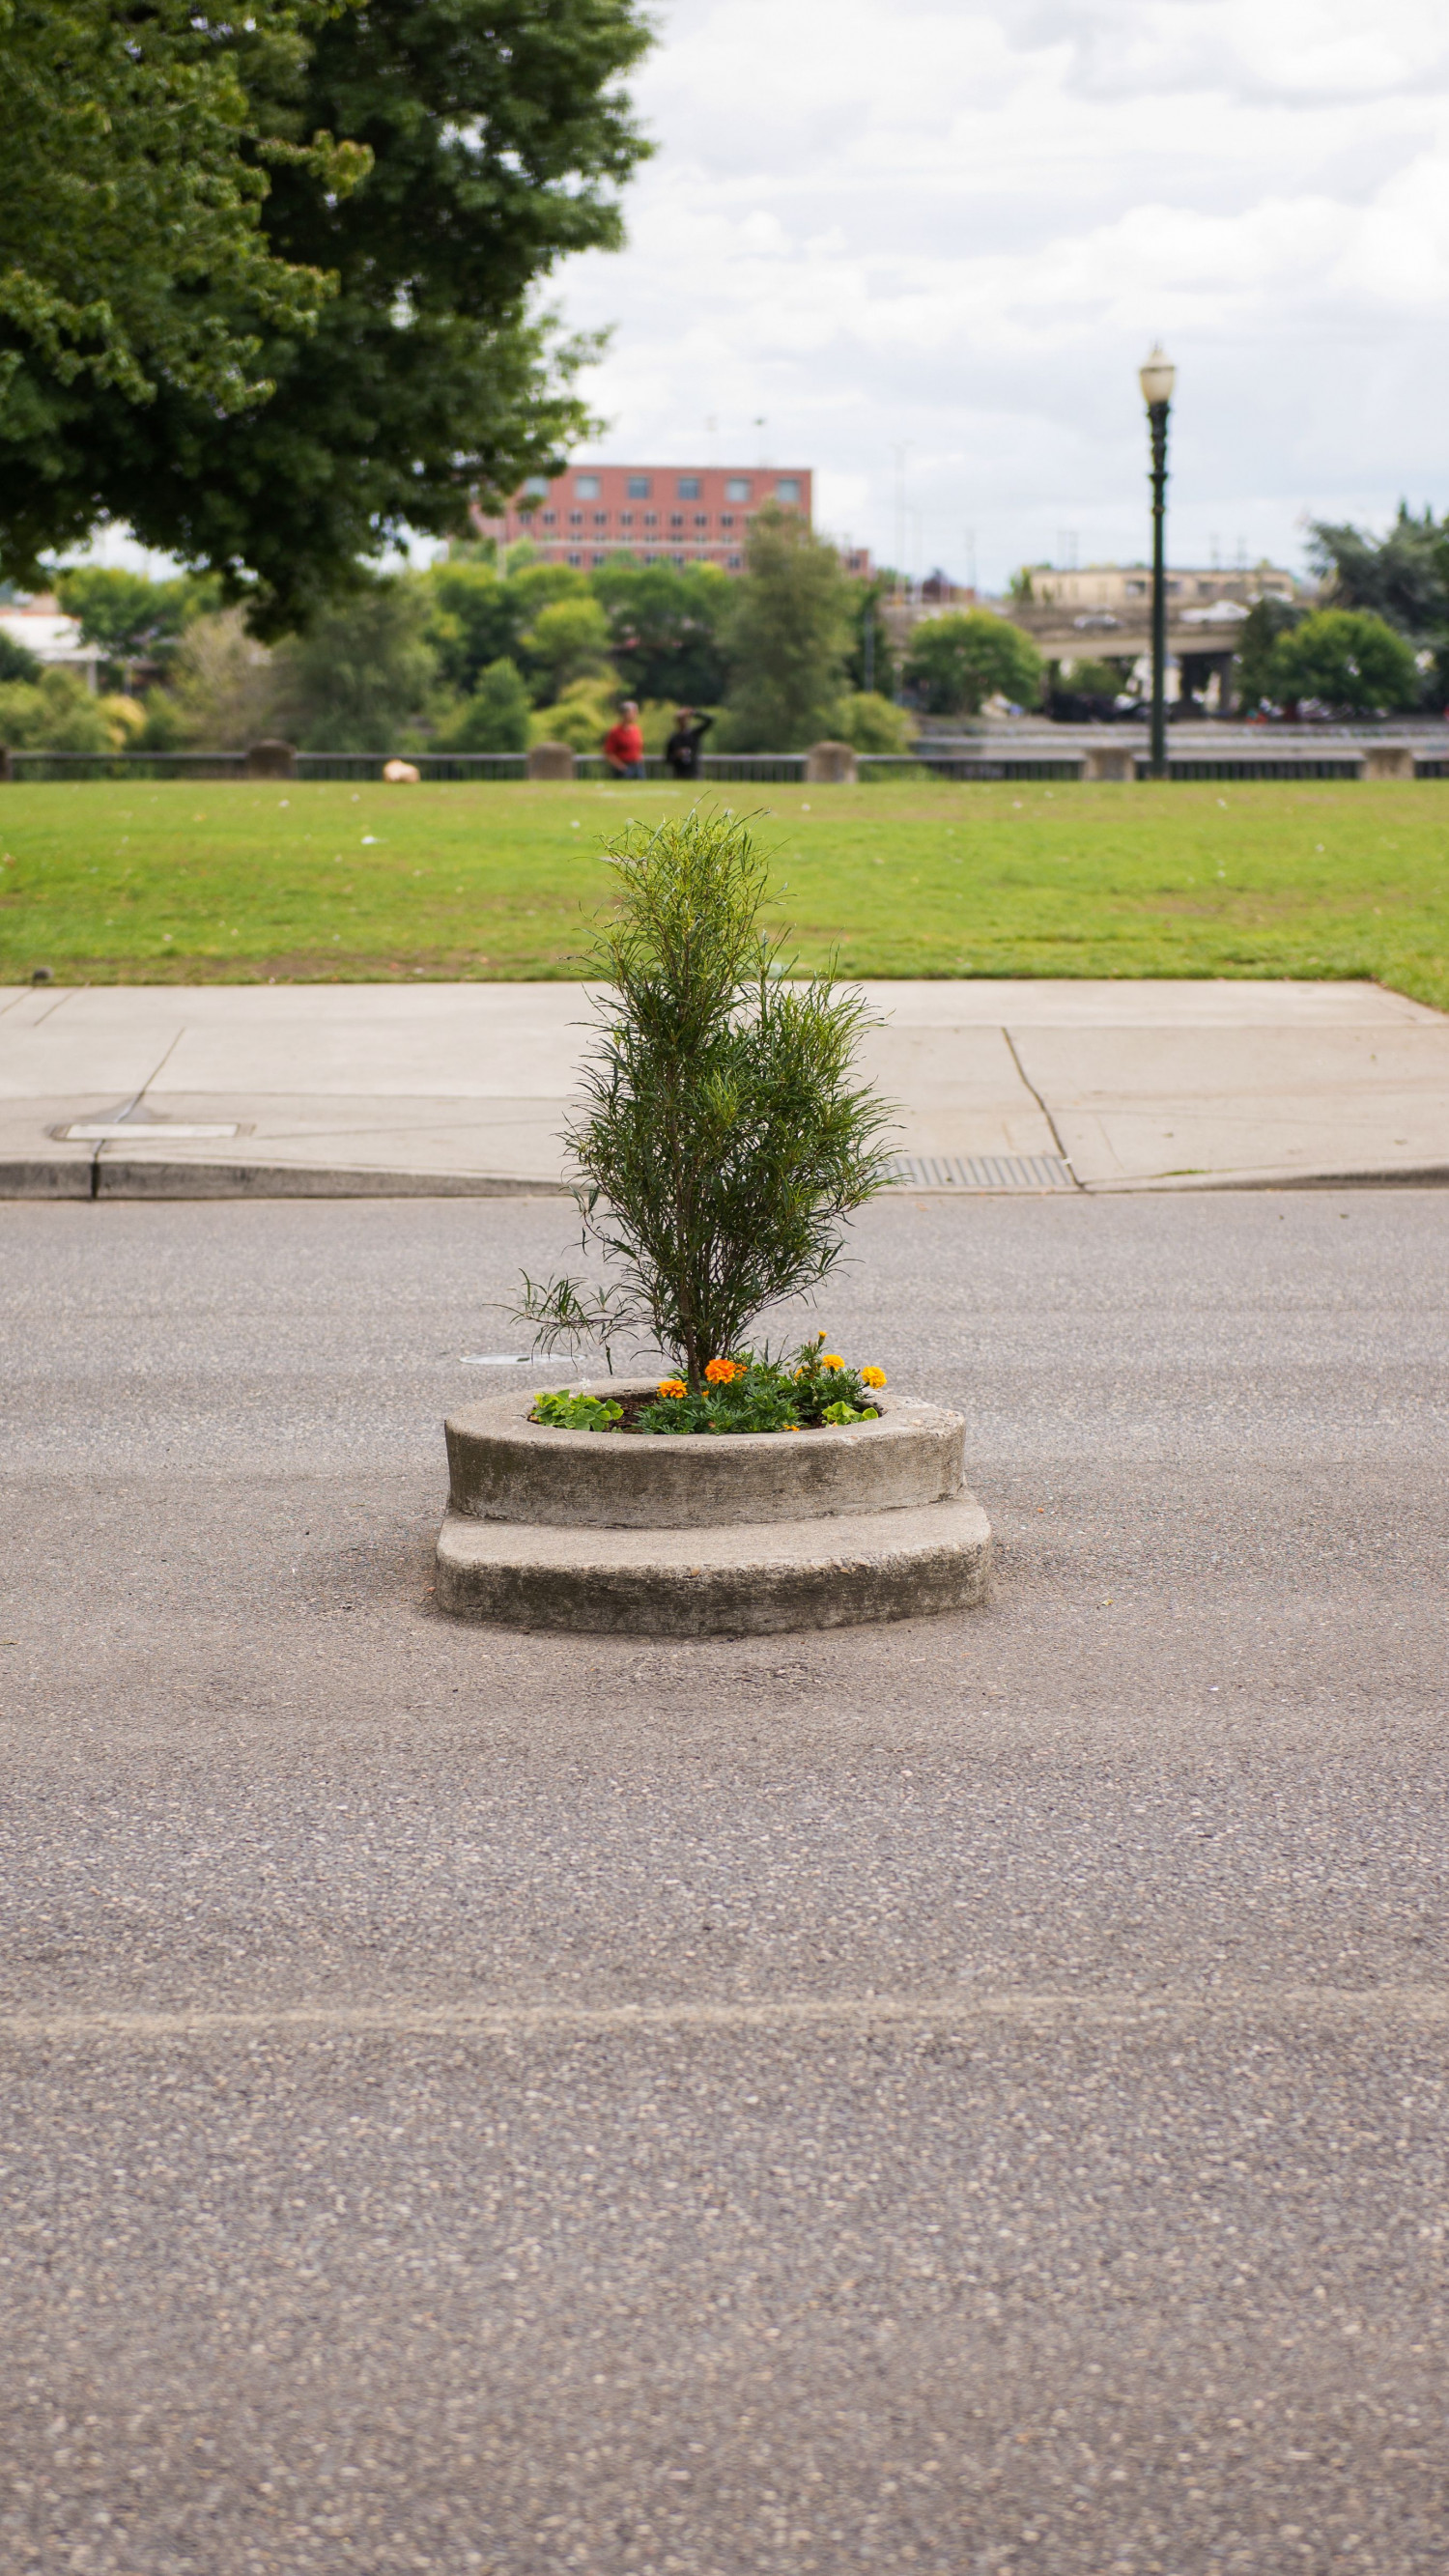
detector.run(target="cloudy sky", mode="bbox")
[554,0,1449,589]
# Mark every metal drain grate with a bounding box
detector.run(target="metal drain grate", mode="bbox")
[886,1152,1078,1192]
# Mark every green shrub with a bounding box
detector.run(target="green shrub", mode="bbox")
[435,657,531,752]
[513,807,895,1391]
[529,1390,624,1430]
[834,690,915,751]
[530,673,625,751]
[0,667,116,751]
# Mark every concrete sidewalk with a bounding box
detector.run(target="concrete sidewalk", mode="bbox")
[1,975,1445,1196]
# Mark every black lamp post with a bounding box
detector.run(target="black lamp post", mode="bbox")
[1139,345,1176,778]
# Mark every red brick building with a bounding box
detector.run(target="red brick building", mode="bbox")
[475,463,819,573]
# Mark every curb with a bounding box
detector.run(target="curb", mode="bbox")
[0,1157,571,1201]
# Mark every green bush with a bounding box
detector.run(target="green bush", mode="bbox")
[905,610,1044,715]
[0,667,117,751]
[1268,609,1419,715]
[530,674,625,751]
[834,690,915,751]
[513,807,894,1391]
[435,657,531,752]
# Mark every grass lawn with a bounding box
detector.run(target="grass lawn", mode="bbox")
[1,777,1446,1005]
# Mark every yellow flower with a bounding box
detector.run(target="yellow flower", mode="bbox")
[657,1377,687,1399]
[821,1353,843,1371]
[860,1365,887,1388]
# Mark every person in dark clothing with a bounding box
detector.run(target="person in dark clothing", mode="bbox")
[664,707,713,779]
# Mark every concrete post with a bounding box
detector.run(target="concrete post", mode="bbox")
[527,742,576,780]
[1362,744,1415,781]
[805,741,859,783]
[245,739,297,779]
[1081,746,1134,782]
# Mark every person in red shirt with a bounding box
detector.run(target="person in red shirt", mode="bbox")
[601,700,645,778]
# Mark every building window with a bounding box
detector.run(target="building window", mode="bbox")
[668,512,684,528]
[721,513,734,529]
[677,475,701,499]
[775,477,801,503]
[575,473,601,499]
[569,510,583,525]
[694,513,708,528]
[725,477,751,504]
[643,512,658,526]
[567,552,582,566]
[518,510,533,525]
[672,552,685,565]
[521,475,550,498]
[592,553,607,567]
[627,474,652,498]
[542,511,556,525]
[593,511,608,526]
[727,554,742,569]
[619,511,634,527]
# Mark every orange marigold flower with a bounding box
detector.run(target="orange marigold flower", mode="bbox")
[657,1378,687,1400]
[704,1357,735,1384]
[860,1365,887,1388]
[821,1353,843,1371]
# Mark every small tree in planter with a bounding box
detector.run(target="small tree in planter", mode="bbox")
[517,807,894,1394]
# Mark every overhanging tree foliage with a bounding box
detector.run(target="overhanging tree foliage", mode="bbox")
[0,0,364,422]
[0,0,652,633]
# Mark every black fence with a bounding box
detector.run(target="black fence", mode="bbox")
[5,746,1447,785]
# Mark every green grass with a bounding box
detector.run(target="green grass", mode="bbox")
[1,778,1446,1005]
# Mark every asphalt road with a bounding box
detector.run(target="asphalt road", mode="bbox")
[2,1189,1446,2576]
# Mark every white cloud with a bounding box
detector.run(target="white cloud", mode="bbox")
[551,0,1449,583]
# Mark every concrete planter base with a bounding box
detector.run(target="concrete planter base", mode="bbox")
[435,1381,991,1635]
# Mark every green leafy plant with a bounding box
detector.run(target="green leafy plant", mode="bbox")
[513,807,895,1390]
[528,1339,889,1436]
[529,1388,623,1430]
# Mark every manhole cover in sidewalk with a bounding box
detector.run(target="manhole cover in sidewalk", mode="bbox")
[886,1153,1077,1192]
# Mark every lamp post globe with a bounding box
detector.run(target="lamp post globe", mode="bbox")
[1140,345,1175,778]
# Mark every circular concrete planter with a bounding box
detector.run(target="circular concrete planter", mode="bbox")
[436,1379,991,1636]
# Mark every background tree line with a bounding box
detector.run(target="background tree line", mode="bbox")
[1,506,942,755]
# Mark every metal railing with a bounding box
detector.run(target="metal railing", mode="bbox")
[5,743,1448,785]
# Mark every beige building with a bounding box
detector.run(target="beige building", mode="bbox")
[1021,563,1300,612]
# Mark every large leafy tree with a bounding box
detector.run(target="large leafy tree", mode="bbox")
[1307,505,1449,644]
[1267,609,1419,717]
[718,505,854,750]
[0,0,651,633]
[904,609,1043,716]
[591,556,731,705]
